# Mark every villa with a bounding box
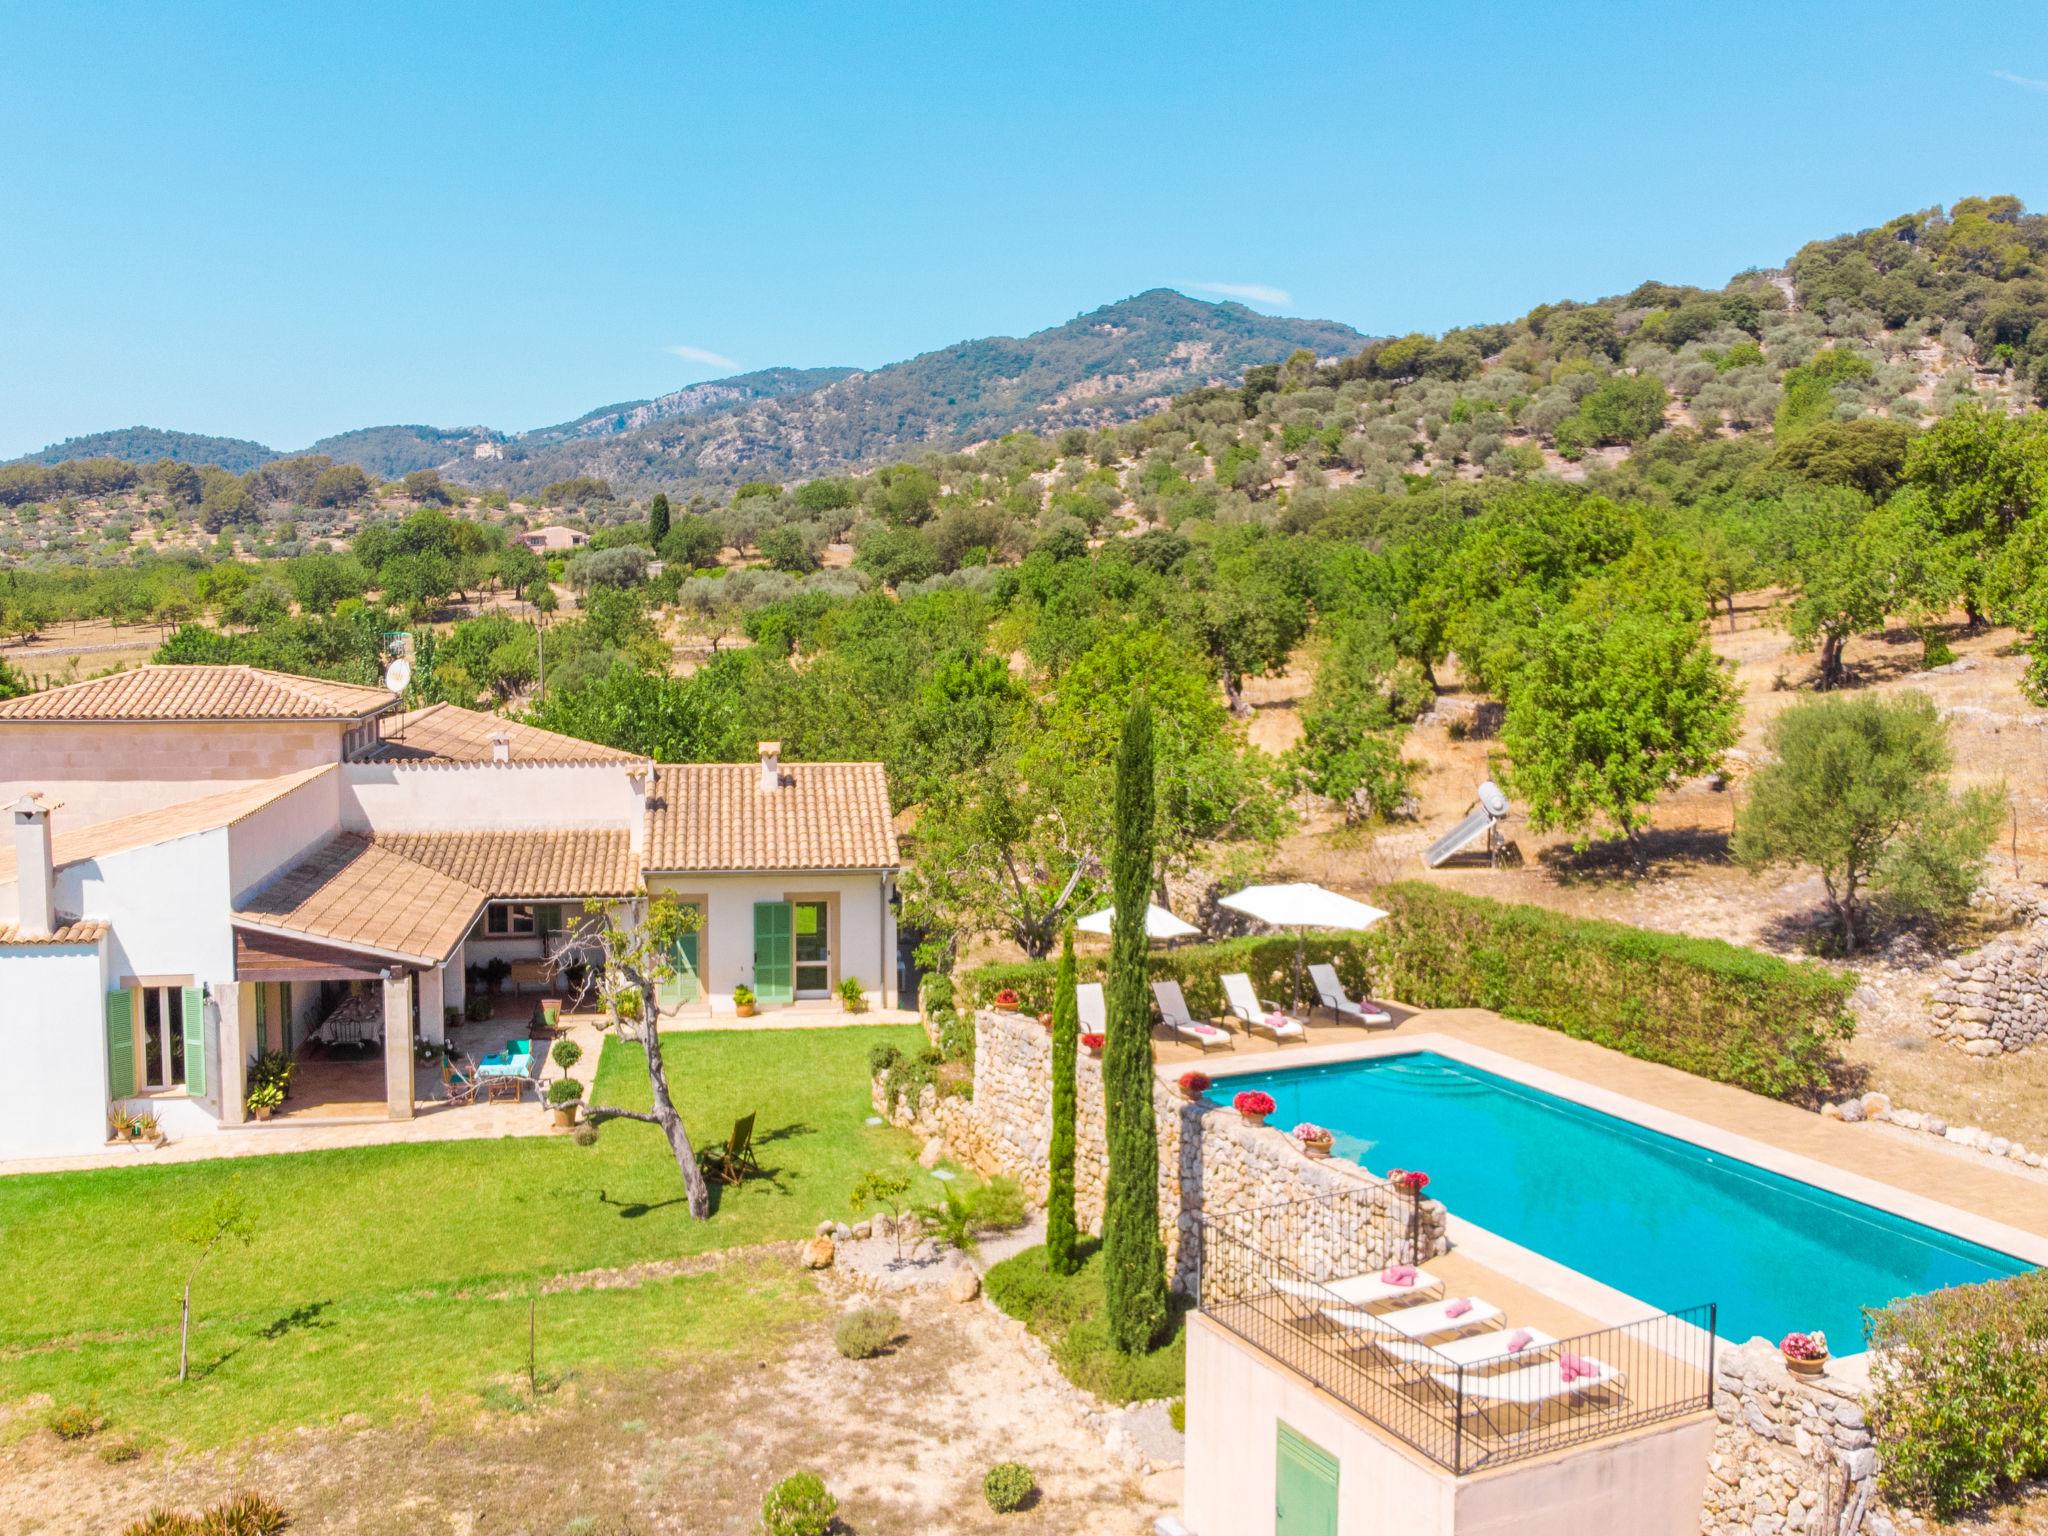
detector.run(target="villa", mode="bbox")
[0,665,900,1160]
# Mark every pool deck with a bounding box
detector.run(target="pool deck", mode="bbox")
[1154,1004,2048,1273]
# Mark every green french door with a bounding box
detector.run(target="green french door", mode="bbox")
[1276,1422,1338,1536]
[657,928,701,1009]
[752,902,793,1004]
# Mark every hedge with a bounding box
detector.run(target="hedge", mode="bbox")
[1867,1269,2048,1518]
[964,882,1853,1102]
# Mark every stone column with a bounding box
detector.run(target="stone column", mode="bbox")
[382,970,415,1121]
[217,983,249,1126]
[418,964,446,1046]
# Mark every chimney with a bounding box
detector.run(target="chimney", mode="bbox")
[489,730,512,765]
[11,793,57,939]
[628,763,653,858]
[758,741,782,792]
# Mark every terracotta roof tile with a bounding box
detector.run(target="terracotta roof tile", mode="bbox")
[0,919,107,946]
[374,830,641,897]
[234,834,485,964]
[643,762,898,872]
[360,704,643,766]
[0,665,395,723]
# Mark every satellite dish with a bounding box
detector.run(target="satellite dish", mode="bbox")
[384,658,413,693]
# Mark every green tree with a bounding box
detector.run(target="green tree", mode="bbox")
[661,515,723,569]
[1501,609,1740,870]
[1102,695,1167,1355]
[177,1177,256,1382]
[648,490,672,550]
[1046,926,1081,1277]
[1732,692,2002,952]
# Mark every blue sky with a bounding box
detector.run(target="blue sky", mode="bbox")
[5,1,2048,458]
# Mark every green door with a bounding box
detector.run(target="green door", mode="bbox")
[1276,1422,1338,1536]
[752,902,793,1004]
[657,930,701,1009]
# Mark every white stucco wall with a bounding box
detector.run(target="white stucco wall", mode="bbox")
[645,870,896,1007]
[1182,1314,1712,1536]
[0,940,109,1158]
[63,830,237,989]
[0,720,350,829]
[226,766,345,902]
[341,761,645,833]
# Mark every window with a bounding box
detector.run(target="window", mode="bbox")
[139,986,187,1092]
[485,904,536,936]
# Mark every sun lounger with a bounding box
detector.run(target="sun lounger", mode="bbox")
[1372,1327,1558,1376]
[1323,1296,1503,1342]
[1076,982,1107,1035]
[1271,1269,1445,1309]
[1307,963,1393,1028]
[1431,1355,1627,1436]
[1151,980,1234,1052]
[1221,972,1306,1043]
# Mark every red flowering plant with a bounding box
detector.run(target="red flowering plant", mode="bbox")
[1385,1168,1430,1194]
[1080,1033,1105,1051]
[992,987,1020,1009]
[1178,1071,1212,1099]
[1779,1331,1828,1361]
[1233,1089,1277,1119]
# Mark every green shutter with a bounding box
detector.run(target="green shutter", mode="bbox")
[182,985,207,1099]
[1276,1422,1339,1536]
[753,902,793,1004]
[106,991,135,1099]
[658,930,700,1009]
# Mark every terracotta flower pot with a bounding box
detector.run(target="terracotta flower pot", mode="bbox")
[736,1003,757,1018]
[552,1103,580,1129]
[1239,1110,1268,1129]
[253,1105,273,1122]
[1301,1138,1333,1159]
[1783,1352,1827,1378]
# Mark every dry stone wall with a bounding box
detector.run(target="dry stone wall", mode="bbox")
[874,1008,1445,1289]
[1927,921,2048,1055]
[1705,1342,1899,1536]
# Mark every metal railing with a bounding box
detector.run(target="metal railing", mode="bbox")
[1190,1200,1717,1474]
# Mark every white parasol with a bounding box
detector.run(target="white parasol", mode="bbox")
[1217,883,1389,1009]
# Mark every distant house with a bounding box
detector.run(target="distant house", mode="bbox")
[518,525,589,553]
[0,668,899,1159]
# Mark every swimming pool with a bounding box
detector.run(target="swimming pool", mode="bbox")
[1220,1052,2032,1347]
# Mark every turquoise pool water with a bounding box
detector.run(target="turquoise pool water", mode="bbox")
[1222,1052,2032,1347]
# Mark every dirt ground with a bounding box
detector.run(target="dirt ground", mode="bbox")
[0,1258,1157,1536]
[1243,593,2048,1146]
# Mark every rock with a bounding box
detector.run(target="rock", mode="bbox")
[1860,1092,1890,1118]
[802,1235,835,1269]
[815,1218,836,1237]
[1838,1099,1865,1123]
[851,1220,873,1240]
[917,1134,946,1169]
[1964,1040,2003,1057]
[1819,1103,1841,1120]
[1925,1117,1947,1136]
[946,1264,981,1303]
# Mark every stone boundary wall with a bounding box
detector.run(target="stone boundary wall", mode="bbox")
[1927,924,2048,1054]
[1706,1341,1900,1536]
[874,1008,1446,1290]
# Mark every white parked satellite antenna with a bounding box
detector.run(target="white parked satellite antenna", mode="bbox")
[383,658,413,694]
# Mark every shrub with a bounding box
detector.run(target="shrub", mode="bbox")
[96,1436,141,1464]
[867,1043,903,1076]
[1169,1397,1186,1433]
[968,1175,1029,1232]
[834,1305,900,1360]
[936,1012,975,1066]
[837,975,867,1012]
[464,994,492,1022]
[198,1493,290,1535]
[571,1122,600,1147]
[985,1243,1187,1404]
[46,1399,104,1440]
[551,1039,583,1071]
[982,1461,1036,1513]
[760,1471,837,1536]
[547,1077,585,1106]
[920,971,956,1017]
[1868,1270,2048,1517]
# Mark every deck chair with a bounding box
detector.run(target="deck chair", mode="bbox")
[1150,980,1234,1052]
[1432,1355,1627,1438]
[1075,982,1107,1035]
[1307,963,1394,1028]
[702,1112,761,1186]
[1322,1295,1503,1345]
[1372,1327,1558,1380]
[1220,972,1306,1044]
[1271,1267,1444,1310]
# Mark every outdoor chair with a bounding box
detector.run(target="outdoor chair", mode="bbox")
[1307,963,1394,1028]
[1322,1295,1503,1344]
[1150,980,1234,1052]
[1271,1267,1444,1311]
[442,1056,480,1107]
[700,1111,762,1186]
[1075,982,1107,1035]
[1374,1327,1559,1382]
[1220,972,1306,1044]
[1431,1355,1627,1438]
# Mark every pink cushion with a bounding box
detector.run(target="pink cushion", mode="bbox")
[1266,1011,1290,1028]
[1558,1350,1594,1382]
[1504,1329,1533,1353]
[1444,1297,1473,1319]
[1192,1023,1224,1037]
[1381,1265,1417,1286]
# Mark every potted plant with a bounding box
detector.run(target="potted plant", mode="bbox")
[992,987,1020,1011]
[838,976,867,1014]
[548,1077,585,1128]
[1178,1071,1212,1103]
[247,1079,284,1121]
[1293,1122,1335,1159]
[107,1105,135,1142]
[551,1038,583,1074]
[1780,1331,1828,1377]
[732,983,757,1018]
[135,1111,163,1145]
[1387,1167,1430,1196]
[1080,1032,1105,1058]
[1233,1089,1276,1128]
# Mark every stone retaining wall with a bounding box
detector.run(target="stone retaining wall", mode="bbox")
[874,1008,1446,1289]
[1705,1342,1897,1536]
[1927,920,2048,1055]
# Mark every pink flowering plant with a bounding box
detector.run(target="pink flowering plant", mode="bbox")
[1780,1330,1828,1360]
[1292,1122,1334,1145]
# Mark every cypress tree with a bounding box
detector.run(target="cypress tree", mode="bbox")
[1102,693,1167,1354]
[1046,924,1080,1275]
[648,490,672,551]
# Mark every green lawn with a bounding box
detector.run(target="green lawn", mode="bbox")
[0,1025,928,1444]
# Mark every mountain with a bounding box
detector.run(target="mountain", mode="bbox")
[15,426,279,473]
[458,291,1367,495]
[9,289,1368,495]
